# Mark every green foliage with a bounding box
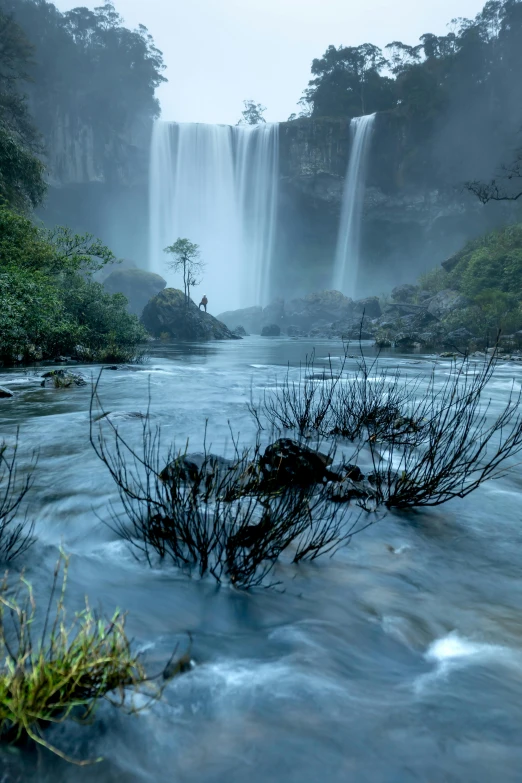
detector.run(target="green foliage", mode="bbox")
[0,10,46,211]
[0,554,159,764]
[6,0,166,177]
[302,43,394,118]
[0,206,147,364]
[237,99,266,125]
[420,223,522,336]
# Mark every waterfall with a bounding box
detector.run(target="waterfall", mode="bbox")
[148,121,279,314]
[332,113,376,298]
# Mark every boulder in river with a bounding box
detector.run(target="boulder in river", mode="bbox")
[0,386,14,398]
[103,267,167,316]
[259,439,333,489]
[261,324,281,337]
[141,289,240,341]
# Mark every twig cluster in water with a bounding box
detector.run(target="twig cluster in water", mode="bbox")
[250,344,522,508]
[90,376,372,588]
[0,432,35,561]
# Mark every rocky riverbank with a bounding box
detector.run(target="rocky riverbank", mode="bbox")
[218,286,522,359]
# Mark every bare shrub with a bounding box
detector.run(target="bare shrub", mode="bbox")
[90,376,372,588]
[248,350,342,437]
[367,354,522,508]
[0,433,35,561]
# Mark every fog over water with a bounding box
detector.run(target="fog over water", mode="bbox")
[54,0,487,123]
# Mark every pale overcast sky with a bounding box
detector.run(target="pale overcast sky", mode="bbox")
[55,0,487,124]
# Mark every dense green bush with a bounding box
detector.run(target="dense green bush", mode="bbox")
[0,207,147,364]
[419,223,522,336]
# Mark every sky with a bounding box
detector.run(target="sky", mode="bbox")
[55,0,488,125]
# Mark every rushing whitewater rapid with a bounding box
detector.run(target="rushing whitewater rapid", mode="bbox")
[149,122,279,314]
[333,114,376,298]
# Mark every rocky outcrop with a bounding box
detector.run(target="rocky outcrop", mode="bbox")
[217,306,263,334]
[142,289,240,341]
[261,324,281,337]
[103,267,167,316]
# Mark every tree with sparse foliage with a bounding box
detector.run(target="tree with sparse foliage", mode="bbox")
[237,99,266,125]
[164,238,205,305]
[466,145,522,203]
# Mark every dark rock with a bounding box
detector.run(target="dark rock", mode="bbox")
[218,306,263,334]
[287,325,304,337]
[391,284,419,303]
[352,296,382,319]
[328,477,375,503]
[41,369,86,387]
[426,290,470,320]
[444,327,475,344]
[375,337,392,348]
[261,324,281,337]
[233,326,248,337]
[0,387,14,398]
[394,332,416,347]
[343,463,365,482]
[103,267,167,316]
[141,289,240,341]
[160,453,234,483]
[259,439,332,489]
[54,356,69,363]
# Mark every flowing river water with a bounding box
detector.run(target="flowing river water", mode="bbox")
[1,337,522,782]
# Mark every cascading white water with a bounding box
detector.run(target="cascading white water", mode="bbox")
[148,121,279,314]
[332,113,376,298]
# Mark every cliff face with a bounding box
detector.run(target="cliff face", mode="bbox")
[44,113,510,299]
[40,109,152,265]
[275,115,507,298]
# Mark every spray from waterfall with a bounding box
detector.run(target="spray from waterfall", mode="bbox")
[333,113,376,298]
[148,121,279,314]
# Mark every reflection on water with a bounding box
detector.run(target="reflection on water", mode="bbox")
[1,337,522,782]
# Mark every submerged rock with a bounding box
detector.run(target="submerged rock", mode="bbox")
[160,453,234,483]
[142,289,240,341]
[0,387,14,398]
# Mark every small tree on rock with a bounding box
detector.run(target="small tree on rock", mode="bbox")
[164,238,205,306]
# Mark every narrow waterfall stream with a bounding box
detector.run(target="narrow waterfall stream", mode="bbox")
[148,122,279,314]
[333,114,376,297]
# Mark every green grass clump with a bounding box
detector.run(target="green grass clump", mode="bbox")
[0,555,157,765]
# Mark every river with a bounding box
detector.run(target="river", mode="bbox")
[1,337,521,782]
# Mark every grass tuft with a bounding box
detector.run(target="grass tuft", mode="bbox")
[0,554,162,765]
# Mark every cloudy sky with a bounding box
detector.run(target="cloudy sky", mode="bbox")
[55,0,487,125]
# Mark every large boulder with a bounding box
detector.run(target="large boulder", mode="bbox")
[103,267,167,316]
[391,284,419,303]
[261,323,281,337]
[426,290,470,320]
[284,290,354,331]
[142,288,240,341]
[217,306,263,334]
[352,296,382,319]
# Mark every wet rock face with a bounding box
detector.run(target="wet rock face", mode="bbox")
[425,290,471,320]
[103,267,167,316]
[141,289,240,341]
